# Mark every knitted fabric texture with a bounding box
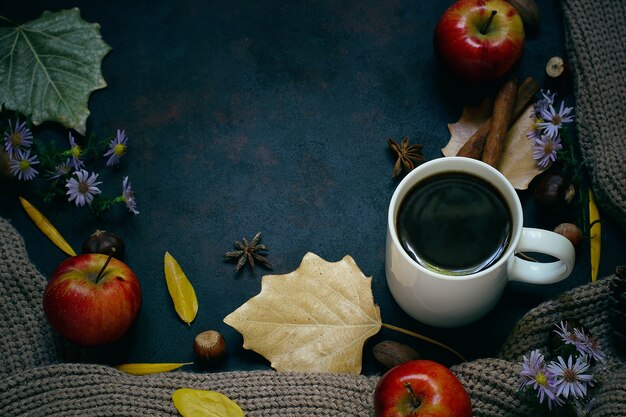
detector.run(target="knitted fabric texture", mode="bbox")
[1,217,625,417]
[560,0,626,232]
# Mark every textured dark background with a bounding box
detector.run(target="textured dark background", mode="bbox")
[1,0,624,375]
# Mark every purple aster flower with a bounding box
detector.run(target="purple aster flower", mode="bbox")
[573,328,606,364]
[538,101,574,139]
[527,125,542,142]
[103,129,128,166]
[533,135,562,168]
[555,321,580,344]
[547,355,594,399]
[65,169,101,206]
[534,90,556,117]
[519,350,563,409]
[555,322,606,364]
[47,159,72,180]
[4,119,33,158]
[68,132,84,171]
[121,176,139,214]
[9,149,39,181]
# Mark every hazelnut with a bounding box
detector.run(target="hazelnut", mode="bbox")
[553,223,582,247]
[193,330,226,364]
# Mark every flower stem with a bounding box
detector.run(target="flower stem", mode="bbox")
[382,323,467,362]
[480,10,497,35]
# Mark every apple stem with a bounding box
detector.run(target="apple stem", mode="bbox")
[480,10,497,35]
[404,382,421,409]
[94,248,116,284]
[381,323,467,362]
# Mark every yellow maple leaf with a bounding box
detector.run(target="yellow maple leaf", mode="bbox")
[224,252,382,374]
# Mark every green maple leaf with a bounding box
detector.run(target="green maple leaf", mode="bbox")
[0,8,111,134]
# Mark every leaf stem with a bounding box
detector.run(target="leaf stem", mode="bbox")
[0,15,18,26]
[382,323,467,362]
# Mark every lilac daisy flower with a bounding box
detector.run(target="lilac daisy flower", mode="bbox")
[519,350,563,409]
[68,132,84,171]
[103,129,128,166]
[533,135,563,168]
[547,355,594,399]
[538,101,575,139]
[4,119,33,157]
[65,169,102,206]
[573,328,606,364]
[555,322,584,347]
[9,149,39,181]
[527,125,542,142]
[47,159,72,180]
[534,90,556,117]
[121,176,139,214]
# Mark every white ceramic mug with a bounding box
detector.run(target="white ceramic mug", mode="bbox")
[385,157,575,327]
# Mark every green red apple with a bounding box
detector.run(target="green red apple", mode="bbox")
[374,360,472,417]
[43,253,142,346]
[433,0,525,82]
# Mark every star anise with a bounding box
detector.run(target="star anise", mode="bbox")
[225,232,273,272]
[388,136,424,177]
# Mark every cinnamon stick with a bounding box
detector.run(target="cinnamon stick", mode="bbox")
[457,77,539,159]
[482,78,518,167]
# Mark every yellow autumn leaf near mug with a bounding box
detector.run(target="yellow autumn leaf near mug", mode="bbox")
[588,189,601,282]
[115,362,193,376]
[164,251,198,325]
[172,388,244,417]
[19,196,76,256]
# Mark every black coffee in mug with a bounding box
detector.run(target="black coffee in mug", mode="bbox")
[396,172,512,275]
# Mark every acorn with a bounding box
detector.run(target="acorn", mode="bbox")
[373,340,420,369]
[82,230,126,260]
[193,330,227,364]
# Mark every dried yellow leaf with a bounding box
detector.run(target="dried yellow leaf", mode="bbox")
[224,252,382,374]
[442,104,548,190]
[589,189,601,282]
[172,388,244,417]
[164,252,198,325]
[115,362,193,375]
[19,196,76,256]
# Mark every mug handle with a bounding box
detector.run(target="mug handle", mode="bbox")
[507,228,576,284]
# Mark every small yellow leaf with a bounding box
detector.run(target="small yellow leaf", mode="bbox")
[224,252,382,374]
[19,196,76,256]
[589,189,601,282]
[164,251,198,325]
[172,388,244,417]
[115,362,193,375]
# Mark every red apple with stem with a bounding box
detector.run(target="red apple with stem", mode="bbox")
[374,360,472,417]
[433,0,525,82]
[43,251,141,346]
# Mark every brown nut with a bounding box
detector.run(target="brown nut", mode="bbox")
[554,223,582,247]
[373,340,420,369]
[193,330,226,364]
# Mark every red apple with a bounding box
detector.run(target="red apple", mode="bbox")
[43,253,142,346]
[374,360,472,417]
[433,0,525,82]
